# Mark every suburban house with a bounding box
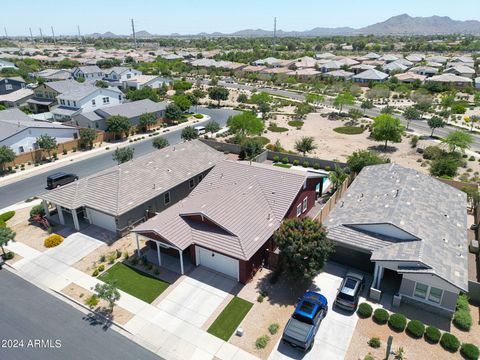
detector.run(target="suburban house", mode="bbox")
[39,140,224,234]
[0,59,18,70]
[410,66,439,77]
[51,85,124,121]
[426,74,473,89]
[27,79,88,113]
[132,160,324,283]
[325,163,468,317]
[444,65,476,79]
[34,69,73,82]
[0,88,34,108]
[103,66,142,86]
[393,72,427,84]
[71,99,167,131]
[122,75,172,90]
[72,65,104,82]
[0,76,26,94]
[352,69,389,85]
[0,108,79,155]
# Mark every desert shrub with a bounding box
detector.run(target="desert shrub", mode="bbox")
[0,211,15,222]
[3,251,14,260]
[97,264,105,272]
[107,254,116,264]
[193,113,204,119]
[422,145,444,160]
[440,333,460,352]
[456,294,470,311]
[424,326,441,343]
[357,303,373,318]
[373,308,389,324]
[92,269,99,277]
[30,204,45,217]
[99,255,106,262]
[255,335,270,349]
[453,310,472,331]
[44,234,64,248]
[281,157,288,164]
[85,295,99,308]
[268,323,280,335]
[368,337,381,348]
[303,161,309,168]
[313,163,321,170]
[410,135,419,148]
[116,249,122,259]
[333,126,364,135]
[406,320,425,338]
[257,294,265,303]
[273,155,280,162]
[388,313,407,332]
[363,355,375,360]
[461,343,479,360]
[293,160,300,166]
[288,120,304,128]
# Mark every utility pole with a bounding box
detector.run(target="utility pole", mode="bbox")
[131,18,137,48]
[39,28,44,42]
[51,26,56,44]
[3,27,7,39]
[77,25,83,44]
[29,27,35,43]
[273,17,277,46]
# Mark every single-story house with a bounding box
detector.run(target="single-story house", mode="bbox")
[122,75,172,90]
[352,69,389,85]
[410,66,439,77]
[286,68,321,78]
[382,61,408,74]
[0,108,78,155]
[322,70,354,80]
[444,65,476,79]
[325,163,468,317]
[426,73,473,89]
[39,140,224,234]
[0,59,18,70]
[133,160,325,282]
[0,88,34,108]
[71,99,167,131]
[393,72,427,84]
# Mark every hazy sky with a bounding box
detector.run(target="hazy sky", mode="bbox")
[3,0,480,36]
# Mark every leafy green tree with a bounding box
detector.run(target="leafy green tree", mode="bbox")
[427,116,445,137]
[95,80,108,88]
[37,134,57,160]
[464,115,480,132]
[442,130,473,153]
[347,150,388,174]
[333,92,355,113]
[328,165,348,190]
[430,156,459,178]
[0,226,15,256]
[106,115,131,139]
[152,137,169,149]
[240,138,263,161]
[249,92,272,105]
[112,147,134,164]
[204,120,220,135]
[181,126,199,141]
[274,218,333,281]
[158,83,169,96]
[403,106,421,130]
[371,114,405,149]
[208,86,229,106]
[258,101,271,120]
[165,104,183,121]
[0,145,15,172]
[173,80,193,92]
[361,100,374,114]
[295,102,313,120]
[294,136,317,156]
[348,108,363,122]
[305,93,325,109]
[79,128,96,149]
[138,112,157,132]
[94,283,120,312]
[192,89,206,100]
[172,94,192,112]
[227,112,264,136]
[126,87,159,102]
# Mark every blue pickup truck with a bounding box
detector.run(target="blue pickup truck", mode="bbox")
[281,291,328,351]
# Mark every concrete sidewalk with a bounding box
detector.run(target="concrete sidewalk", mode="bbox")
[6,237,258,360]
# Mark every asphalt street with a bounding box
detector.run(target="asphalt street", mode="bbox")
[0,107,238,209]
[0,269,163,360]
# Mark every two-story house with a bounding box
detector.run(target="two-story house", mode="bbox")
[72,65,104,82]
[34,69,73,82]
[27,80,87,113]
[0,77,26,95]
[51,85,124,121]
[103,67,142,87]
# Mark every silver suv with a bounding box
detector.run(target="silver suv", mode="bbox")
[335,272,365,311]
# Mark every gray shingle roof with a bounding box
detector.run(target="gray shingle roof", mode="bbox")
[94,99,167,119]
[134,160,308,260]
[353,69,389,81]
[39,140,225,216]
[76,65,102,74]
[325,163,468,291]
[45,79,88,94]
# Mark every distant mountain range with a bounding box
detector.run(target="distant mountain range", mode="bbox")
[87,14,480,38]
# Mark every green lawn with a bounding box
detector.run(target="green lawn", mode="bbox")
[207,297,253,341]
[98,263,169,303]
[333,126,365,135]
[273,163,292,169]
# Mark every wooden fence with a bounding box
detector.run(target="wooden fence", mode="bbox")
[313,174,355,223]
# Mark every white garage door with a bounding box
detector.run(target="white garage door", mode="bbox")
[86,208,117,232]
[197,247,239,280]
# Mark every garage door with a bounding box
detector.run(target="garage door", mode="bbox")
[197,247,239,280]
[86,208,117,233]
[330,245,374,273]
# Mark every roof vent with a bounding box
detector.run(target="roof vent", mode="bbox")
[340,201,344,208]
[173,146,176,151]
[394,189,399,198]
[443,238,448,243]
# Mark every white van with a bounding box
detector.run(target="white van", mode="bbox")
[194,126,206,135]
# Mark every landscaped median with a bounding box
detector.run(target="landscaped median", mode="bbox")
[98,263,169,303]
[207,296,253,341]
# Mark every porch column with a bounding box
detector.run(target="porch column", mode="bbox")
[58,206,65,225]
[72,209,80,231]
[134,233,141,257]
[178,248,184,275]
[372,263,380,289]
[156,241,162,266]
[42,200,50,218]
[378,266,385,288]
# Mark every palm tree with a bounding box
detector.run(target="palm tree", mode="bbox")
[294,136,317,156]
[328,165,347,191]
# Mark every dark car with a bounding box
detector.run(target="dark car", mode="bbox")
[282,291,328,351]
[334,272,365,311]
[47,172,78,189]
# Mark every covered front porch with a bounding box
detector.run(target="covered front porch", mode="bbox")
[43,200,87,232]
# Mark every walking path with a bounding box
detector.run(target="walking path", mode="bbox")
[6,237,258,360]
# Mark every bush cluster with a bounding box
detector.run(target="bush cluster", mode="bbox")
[357,303,373,318]
[440,333,460,352]
[388,313,407,332]
[368,337,381,348]
[424,326,441,344]
[373,308,389,324]
[255,335,270,349]
[453,294,472,331]
[406,320,425,338]
[44,234,64,248]
[461,343,480,360]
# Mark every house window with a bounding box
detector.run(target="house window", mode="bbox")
[413,282,428,299]
[18,146,24,153]
[73,101,77,107]
[428,287,443,304]
[296,203,302,217]
[67,100,70,106]
[5,84,12,90]
[118,95,122,101]
[189,179,195,188]
[91,99,96,106]
[198,174,203,182]
[164,192,171,205]
[302,197,308,212]
[103,97,109,104]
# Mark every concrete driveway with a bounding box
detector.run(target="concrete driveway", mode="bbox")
[269,262,367,360]
[156,266,237,328]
